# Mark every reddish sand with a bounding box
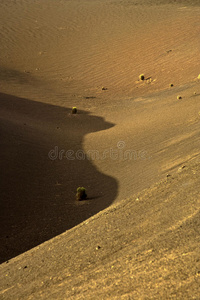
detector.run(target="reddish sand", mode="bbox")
[0,0,200,298]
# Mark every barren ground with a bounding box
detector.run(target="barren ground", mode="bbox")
[0,0,200,298]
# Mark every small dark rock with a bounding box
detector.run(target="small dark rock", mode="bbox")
[72,107,77,114]
[85,96,96,99]
[139,74,145,81]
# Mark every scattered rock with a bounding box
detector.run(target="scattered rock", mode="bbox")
[197,74,200,80]
[177,95,182,100]
[96,246,101,250]
[102,87,107,91]
[178,165,186,172]
[85,96,96,99]
[139,74,145,81]
[170,83,174,87]
[72,107,77,114]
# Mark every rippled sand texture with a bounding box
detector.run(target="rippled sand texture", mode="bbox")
[0,0,200,298]
[0,0,200,285]
[0,0,200,103]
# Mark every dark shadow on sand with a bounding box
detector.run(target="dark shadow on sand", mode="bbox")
[0,93,118,263]
[0,66,39,85]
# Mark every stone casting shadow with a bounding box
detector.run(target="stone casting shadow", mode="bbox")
[0,93,118,263]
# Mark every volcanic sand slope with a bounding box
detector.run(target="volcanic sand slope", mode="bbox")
[0,0,200,298]
[0,93,117,263]
[0,0,200,102]
[0,157,200,299]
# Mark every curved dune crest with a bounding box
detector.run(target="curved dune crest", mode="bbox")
[0,0,200,298]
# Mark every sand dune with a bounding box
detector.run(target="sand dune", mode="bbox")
[0,156,199,299]
[1,0,200,102]
[0,0,200,298]
[0,93,117,263]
